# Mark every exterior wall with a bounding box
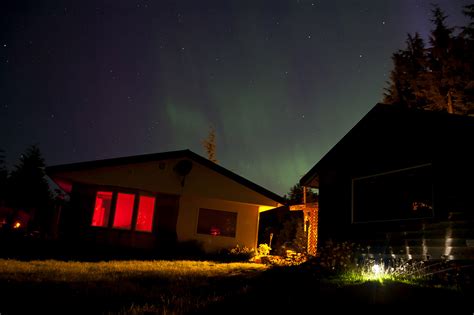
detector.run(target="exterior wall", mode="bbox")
[177,195,259,253]
[318,160,474,260]
[53,158,278,253]
[305,105,474,260]
[64,184,179,250]
[52,158,278,207]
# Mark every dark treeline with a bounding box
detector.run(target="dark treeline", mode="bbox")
[0,145,53,237]
[384,4,474,115]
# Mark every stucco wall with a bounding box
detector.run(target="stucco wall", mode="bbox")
[51,157,279,252]
[177,195,259,252]
[53,158,278,207]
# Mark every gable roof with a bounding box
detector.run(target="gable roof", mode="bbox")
[300,103,474,188]
[46,149,285,204]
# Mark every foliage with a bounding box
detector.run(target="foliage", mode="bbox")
[318,241,361,274]
[0,149,8,205]
[272,212,307,256]
[222,244,256,261]
[284,183,318,205]
[257,243,271,256]
[202,125,218,163]
[257,253,308,266]
[384,4,474,115]
[6,145,52,234]
[317,241,474,290]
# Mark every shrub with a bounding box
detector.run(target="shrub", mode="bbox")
[257,243,271,256]
[318,241,361,274]
[219,244,255,262]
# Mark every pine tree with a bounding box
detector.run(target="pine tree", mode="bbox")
[461,4,474,115]
[384,4,474,115]
[462,4,474,40]
[285,183,318,205]
[425,5,456,113]
[384,33,428,109]
[7,145,52,232]
[0,149,8,205]
[202,126,218,163]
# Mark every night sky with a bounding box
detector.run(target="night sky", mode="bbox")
[1,0,471,196]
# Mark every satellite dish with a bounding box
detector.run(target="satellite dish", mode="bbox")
[174,160,193,186]
[174,160,192,176]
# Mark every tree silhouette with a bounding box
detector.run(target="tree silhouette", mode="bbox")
[284,183,318,205]
[384,4,474,115]
[7,145,52,233]
[201,126,218,163]
[0,149,8,206]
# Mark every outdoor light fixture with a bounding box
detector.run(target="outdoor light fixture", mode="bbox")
[372,264,382,276]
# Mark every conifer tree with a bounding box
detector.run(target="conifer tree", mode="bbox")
[384,4,474,115]
[0,149,8,205]
[7,145,52,231]
[202,126,218,163]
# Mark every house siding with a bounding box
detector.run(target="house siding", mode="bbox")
[303,105,474,260]
[51,156,279,253]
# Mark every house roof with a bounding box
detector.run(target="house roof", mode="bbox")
[46,149,285,204]
[300,103,474,188]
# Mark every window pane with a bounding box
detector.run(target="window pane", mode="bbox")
[197,208,237,237]
[136,196,155,232]
[91,191,112,227]
[113,193,135,229]
[353,165,433,222]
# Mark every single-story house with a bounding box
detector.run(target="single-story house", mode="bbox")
[46,149,284,253]
[300,103,474,260]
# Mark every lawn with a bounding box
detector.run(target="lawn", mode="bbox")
[0,258,472,314]
[0,259,267,314]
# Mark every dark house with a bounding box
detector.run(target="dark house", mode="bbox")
[300,103,474,260]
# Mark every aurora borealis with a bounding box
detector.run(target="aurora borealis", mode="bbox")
[0,0,471,195]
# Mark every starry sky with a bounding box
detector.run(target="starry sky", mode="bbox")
[0,0,471,196]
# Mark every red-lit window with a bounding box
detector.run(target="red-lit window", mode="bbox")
[136,196,156,232]
[91,191,113,227]
[197,208,237,237]
[113,193,135,229]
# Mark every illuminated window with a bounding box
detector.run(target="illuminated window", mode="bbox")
[113,193,135,229]
[197,208,237,237]
[91,191,113,227]
[136,195,155,232]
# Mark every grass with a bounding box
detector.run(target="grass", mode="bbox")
[0,259,266,282]
[0,259,267,314]
[0,258,473,314]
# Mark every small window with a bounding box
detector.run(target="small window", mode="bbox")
[197,208,237,237]
[91,191,113,227]
[113,193,135,229]
[136,196,155,232]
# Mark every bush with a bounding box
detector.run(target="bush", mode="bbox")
[219,244,256,262]
[318,241,361,274]
[315,241,474,288]
[257,243,271,256]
